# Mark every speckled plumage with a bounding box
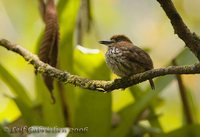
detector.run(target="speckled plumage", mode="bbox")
[100,35,155,89]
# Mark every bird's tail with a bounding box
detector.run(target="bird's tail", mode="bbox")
[149,79,155,90]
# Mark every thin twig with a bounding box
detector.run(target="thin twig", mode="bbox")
[157,0,200,60]
[172,60,193,124]
[1,39,200,92]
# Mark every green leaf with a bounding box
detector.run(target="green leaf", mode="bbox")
[13,97,43,125]
[131,86,163,131]
[57,0,69,16]
[129,75,174,131]
[59,0,80,71]
[0,63,32,106]
[70,50,111,137]
[176,48,198,65]
[35,75,65,127]
[111,75,175,137]
[157,124,200,137]
[111,89,160,137]
[55,0,80,128]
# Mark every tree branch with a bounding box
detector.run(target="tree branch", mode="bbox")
[1,39,200,92]
[156,0,200,60]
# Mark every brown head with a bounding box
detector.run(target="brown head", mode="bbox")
[99,35,132,46]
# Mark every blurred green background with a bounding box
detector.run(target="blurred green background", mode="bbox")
[0,0,200,137]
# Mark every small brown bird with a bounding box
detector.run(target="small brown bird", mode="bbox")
[99,35,155,90]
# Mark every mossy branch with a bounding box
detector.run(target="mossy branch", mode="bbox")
[1,39,200,92]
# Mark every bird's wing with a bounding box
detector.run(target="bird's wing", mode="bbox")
[117,42,153,70]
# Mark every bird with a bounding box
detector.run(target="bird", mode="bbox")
[99,34,155,90]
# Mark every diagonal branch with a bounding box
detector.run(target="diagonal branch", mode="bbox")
[156,0,200,60]
[1,39,200,92]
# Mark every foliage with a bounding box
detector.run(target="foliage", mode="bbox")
[0,0,200,137]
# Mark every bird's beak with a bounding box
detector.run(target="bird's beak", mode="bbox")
[99,40,114,45]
